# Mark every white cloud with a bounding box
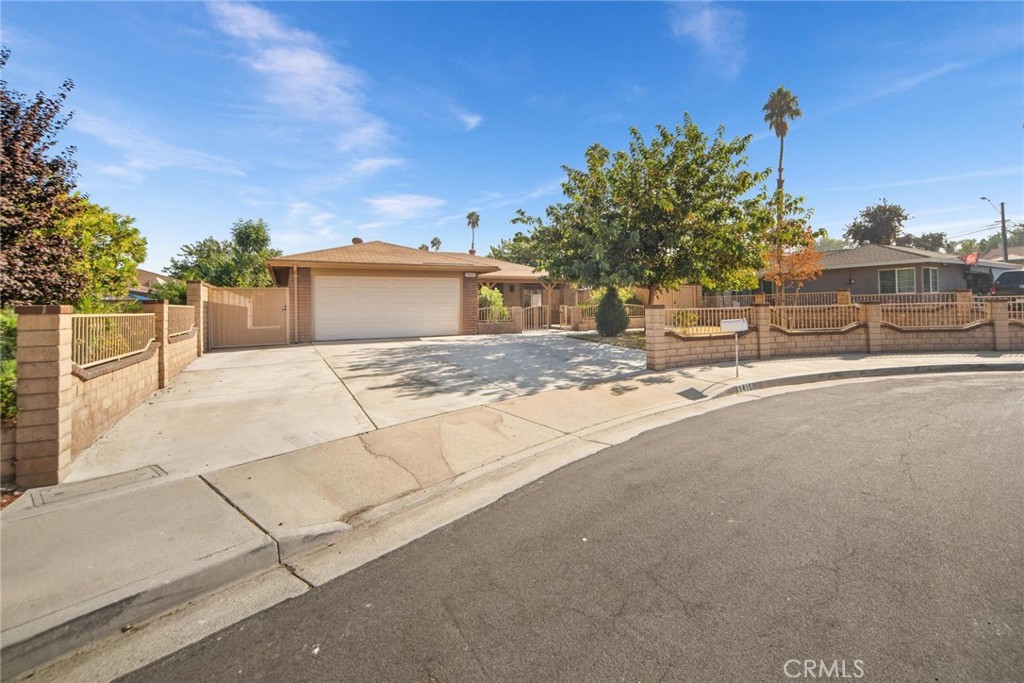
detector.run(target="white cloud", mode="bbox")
[208,2,389,152]
[669,2,747,79]
[365,194,446,221]
[454,108,483,130]
[74,112,245,178]
[350,157,405,174]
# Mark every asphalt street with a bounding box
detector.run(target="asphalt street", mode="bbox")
[121,374,1024,683]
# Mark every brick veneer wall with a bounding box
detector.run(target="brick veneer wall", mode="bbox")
[297,268,312,343]
[878,324,994,353]
[461,275,479,335]
[166,331,198,381]
[662,330,760,367]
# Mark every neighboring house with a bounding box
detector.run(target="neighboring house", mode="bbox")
[267,239,500,342]
[797,243,1019,296]
[981,246,1024,266]
[128,269,180,300]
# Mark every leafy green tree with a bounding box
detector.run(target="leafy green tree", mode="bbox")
[595,286,629,337]
[149,279,187,305]
[487,231,539,267]
[843,200,910,245]
[0,48,87,305]
[894,231,952,253]
[430,236,442,252]
[514,115,783,303]
[168,219,282,287]
[60,197,147,302]
[954,238,978,255]
[418,244,429,251]
[815,234,850,251]
[477,285,506,311]
[466,211,480,253]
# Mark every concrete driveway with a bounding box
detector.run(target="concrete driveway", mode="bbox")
[66,334,646,483]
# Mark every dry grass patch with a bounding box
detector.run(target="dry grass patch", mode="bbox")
[569,331,646,351]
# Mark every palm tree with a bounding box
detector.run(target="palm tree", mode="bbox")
[762,86,802,194]
[466,211,480,254]
[430,236,441,251]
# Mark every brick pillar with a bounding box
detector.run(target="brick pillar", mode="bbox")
[461,274,479,335]
[954,289,973,304]
[989,301,1009,352]
[645,306,667,371]
[753,303,772,359]
[14,306,74,488]
[186,281,206,356]
[836,289,851,305]
[511,307,524,333]
[863,302,882,353]
[296,269,312,342]
[142,300,169,388]
[753,293,766,304]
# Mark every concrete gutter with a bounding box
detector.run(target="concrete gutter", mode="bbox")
[2,353,1022,680]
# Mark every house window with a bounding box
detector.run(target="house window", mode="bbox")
[923,267,939,292]
[879,268,916,294]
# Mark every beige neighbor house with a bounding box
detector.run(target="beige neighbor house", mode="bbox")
[796,243,1019,296]
[267,240,505,342]
[444,253,577,310]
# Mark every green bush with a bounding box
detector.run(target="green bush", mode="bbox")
[596,286,629,337]
[149,280,188,305]
[478,285,507,312]
[0,309,16,362]
[0,360,16,421]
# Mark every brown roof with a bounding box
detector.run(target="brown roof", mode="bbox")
[134,269,179,291]
[981,247,1024,263]
[438,252,549,281]
[820,243,966,270]
[267,241,500,273]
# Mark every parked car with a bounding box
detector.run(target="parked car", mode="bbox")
[990,270,1024,296]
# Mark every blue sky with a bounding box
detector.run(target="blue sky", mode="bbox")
[3,1,1022,272]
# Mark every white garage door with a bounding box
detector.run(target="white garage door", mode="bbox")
[314,275,460,341]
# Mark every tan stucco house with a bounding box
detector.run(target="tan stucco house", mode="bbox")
[267,240,507,342]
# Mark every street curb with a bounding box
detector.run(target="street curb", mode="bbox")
[7,360,1022,679]
[709,362,1024,399]
[1,536,278,681]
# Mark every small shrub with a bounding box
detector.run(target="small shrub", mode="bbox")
[0,309,16,362]
[149,280,188,305]
[478,285,507,312]
[596,286,629,337]
[0,360,16,421]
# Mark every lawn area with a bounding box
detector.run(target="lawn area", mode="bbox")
[569,331,646,351]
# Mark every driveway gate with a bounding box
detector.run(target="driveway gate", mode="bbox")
[208,287,289,348]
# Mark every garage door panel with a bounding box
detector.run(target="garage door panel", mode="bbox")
[314,276,460,341]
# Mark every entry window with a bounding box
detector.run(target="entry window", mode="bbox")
[879,268,915,294]
[923,267,939,292]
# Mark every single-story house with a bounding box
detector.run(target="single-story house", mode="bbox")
[797,243,1020,295]
[129,269,180,300]
[267,239,501,342]
[445,253,578,309]
[981,246,1024,266]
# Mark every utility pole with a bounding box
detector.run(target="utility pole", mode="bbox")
[981,197,1010,263]
[999,201,1008,263]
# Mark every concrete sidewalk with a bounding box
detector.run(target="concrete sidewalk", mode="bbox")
[2,352,1022,679]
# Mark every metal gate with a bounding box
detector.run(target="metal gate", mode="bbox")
[523,305,550,331]
[208,287,289,349]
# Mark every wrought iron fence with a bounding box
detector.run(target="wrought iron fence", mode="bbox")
[853,292,957,304]
[880,303,988,328]
[667,307,753,336]
[764,292,838,306]
[700,294,758,308]
[479,306,513,323]
[72,314,155,368]
[770,305,860,332]
[624,304,645,318]
[167,305,195,338]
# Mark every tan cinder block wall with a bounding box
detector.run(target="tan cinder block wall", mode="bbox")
[772,328,868,357]
[14,306,74,488]
[659,331,759,368]
[461,275,479,335]
[878,325,994,353]
[1,419,16,484]
[166,334,198,380]
[1009,323,1024,351]
[72,353,159,456]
